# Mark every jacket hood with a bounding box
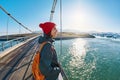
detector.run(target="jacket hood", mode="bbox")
[38,34,55,44]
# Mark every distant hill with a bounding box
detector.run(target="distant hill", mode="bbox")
[0,32,95,41]
[56,32,95,40]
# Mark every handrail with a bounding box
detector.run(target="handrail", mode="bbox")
[2,37,27,44]
[0,36,31,51]
[59,63,69,80]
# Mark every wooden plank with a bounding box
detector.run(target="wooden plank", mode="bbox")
[0,38,39,80]
[9,40,39,80]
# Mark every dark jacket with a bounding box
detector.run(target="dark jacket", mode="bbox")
[38,35,60,80]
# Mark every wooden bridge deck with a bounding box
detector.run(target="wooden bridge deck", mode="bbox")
[0,38,39,80]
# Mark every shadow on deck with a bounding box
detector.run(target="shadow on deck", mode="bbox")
[0,37,39,80]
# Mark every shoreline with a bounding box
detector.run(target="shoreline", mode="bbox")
[0,32,95,41]
[55,32,95,40]
[55,36,95,40]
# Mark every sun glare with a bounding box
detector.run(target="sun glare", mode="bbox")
[63,7,97,32]
[69,38,87,67]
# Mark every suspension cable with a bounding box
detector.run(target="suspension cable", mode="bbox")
[60,0,62,61]
[49,0,69,79]
[6,17,9,41]
[0,5,33,33]
[49,0,57,22]
[19,24,21,34]
[59,0,69,80]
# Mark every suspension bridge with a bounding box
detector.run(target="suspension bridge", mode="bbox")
[0,4,44,80]
[0,0,69,80]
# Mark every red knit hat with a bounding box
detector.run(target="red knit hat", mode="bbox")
[39,22,56,35]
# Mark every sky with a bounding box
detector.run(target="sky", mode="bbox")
[0,0,120,35]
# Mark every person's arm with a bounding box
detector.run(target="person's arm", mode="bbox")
[39,43,60,77]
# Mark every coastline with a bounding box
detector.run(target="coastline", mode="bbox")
[55,32,95,40]
[0,32,95,41]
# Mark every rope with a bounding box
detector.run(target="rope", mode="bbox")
[49,0,57,22]
[0,5,33,33]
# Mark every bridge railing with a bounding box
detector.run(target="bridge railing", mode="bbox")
[0,36,30,52]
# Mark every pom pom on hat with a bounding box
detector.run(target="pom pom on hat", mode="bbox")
[39,22,56,35]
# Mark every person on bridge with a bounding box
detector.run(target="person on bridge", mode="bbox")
[38,22,61,80]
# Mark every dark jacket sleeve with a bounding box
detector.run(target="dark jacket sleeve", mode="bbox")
[39,43,60,78]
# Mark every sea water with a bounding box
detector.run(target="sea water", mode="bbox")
[55,38,120,80]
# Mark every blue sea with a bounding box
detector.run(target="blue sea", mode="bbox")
[55,38,120,80]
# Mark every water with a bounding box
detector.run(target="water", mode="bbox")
[55,38,120,80]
